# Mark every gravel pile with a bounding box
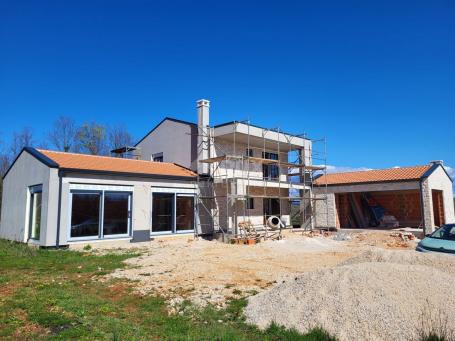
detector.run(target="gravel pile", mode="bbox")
[341,248,455,275]
[245,249,455,341]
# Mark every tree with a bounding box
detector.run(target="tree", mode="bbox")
[10,127,34,158]
[48,116,76,152]
[108,125,134,154]
[75,122,108,155]
[0,137,11,211]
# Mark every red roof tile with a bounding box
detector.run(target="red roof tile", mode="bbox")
[37,149,196,178]
[314,165,431,186]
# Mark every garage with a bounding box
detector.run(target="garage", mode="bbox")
[313,162,454,235]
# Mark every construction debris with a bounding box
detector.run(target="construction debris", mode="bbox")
[301,229,331,238]
[390,231,416,241]
[332,231,352,241]
[236,219,282,245]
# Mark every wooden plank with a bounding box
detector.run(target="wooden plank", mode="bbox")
[199,155,227,163]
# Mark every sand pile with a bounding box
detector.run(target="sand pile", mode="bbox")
[245,249,455,341]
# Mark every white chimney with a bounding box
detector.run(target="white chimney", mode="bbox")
[197,99,210,174]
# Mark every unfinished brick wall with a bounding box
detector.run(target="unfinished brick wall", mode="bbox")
[369,190,422,227]
[335,193,350,228]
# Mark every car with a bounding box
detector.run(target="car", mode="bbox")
[416,223,455,254]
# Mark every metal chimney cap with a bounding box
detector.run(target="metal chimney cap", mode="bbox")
[429,160,444,166]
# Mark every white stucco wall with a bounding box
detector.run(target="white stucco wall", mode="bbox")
[0,151,53,243]
[136,119,197,171]
[421,166,455,233]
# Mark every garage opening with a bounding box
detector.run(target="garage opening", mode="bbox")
[432,189,445,227]
[335,190,422,229]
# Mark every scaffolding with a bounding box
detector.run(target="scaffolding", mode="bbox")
[195,121,328,241]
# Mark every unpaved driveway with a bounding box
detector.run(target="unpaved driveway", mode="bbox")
[103,230,416,308]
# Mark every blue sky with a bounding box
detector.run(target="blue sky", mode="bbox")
[0,0,454,174]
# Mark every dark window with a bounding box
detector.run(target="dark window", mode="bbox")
[152,193,174,232]
[263,198,281,221]
[29,185,42,240]
[153,153,163,162]
[70,191,131,239]
[103,192,130,235]
[262,152,279,180]
[247,197,254,210]
[71,193,101,238]
[246,148,253,157]
[176,196,195,231]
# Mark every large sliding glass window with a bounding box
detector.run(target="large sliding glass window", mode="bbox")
[70,190,131,240]
[103,192,130,236]
[176,196,195,231]
[152,193,174,233]
[71,192,101,238]
[152,193,195,234]
[29,185,42,240]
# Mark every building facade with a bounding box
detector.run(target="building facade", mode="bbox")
[136,100,318,236]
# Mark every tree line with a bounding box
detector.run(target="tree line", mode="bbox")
[0,116,134,208]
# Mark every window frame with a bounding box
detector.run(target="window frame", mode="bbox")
[28,184,43,241]
[151,191,196,236]
[68,188,132,242]
[262,151,279,180]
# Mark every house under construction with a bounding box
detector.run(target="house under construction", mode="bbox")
[136,99,328,240]
[5,99,454,248]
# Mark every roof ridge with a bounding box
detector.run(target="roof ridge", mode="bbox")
[37,149,180,167]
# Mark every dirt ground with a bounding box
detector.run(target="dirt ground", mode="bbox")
[96,230,418,309]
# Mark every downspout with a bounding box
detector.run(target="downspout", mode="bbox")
[55,170,63,248]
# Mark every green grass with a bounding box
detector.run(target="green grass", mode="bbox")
[0,239,336,340]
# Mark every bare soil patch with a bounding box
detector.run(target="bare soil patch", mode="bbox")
[105,230,416,308]
[109,232,352,307]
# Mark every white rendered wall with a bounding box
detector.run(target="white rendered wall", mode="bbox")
[421,166,455,233]
[0,152,52,244]
[136,119,197,171]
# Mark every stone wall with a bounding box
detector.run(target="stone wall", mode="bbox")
[314,192,337,229]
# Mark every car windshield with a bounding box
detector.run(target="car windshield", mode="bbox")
[430,224,455,241]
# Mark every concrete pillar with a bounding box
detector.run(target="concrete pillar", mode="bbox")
[420,178,434,235]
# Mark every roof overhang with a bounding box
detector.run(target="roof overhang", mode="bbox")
[213,122,308,151]
[59,168,197,181]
